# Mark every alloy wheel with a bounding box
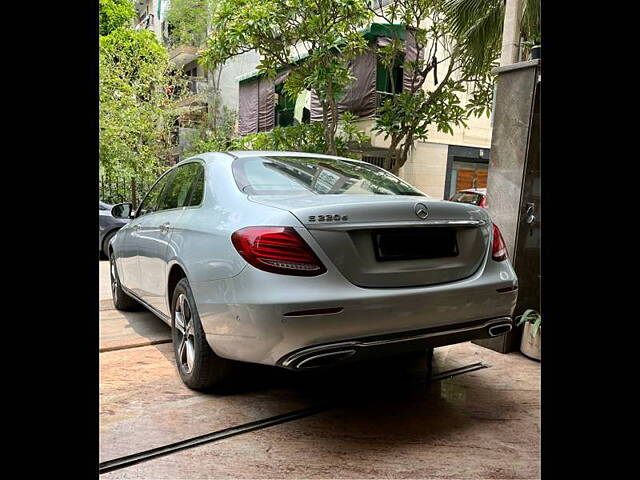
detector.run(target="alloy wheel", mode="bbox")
[110,256,118,301]
[174,293,196,374]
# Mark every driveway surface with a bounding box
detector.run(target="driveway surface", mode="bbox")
[99,260,540,479]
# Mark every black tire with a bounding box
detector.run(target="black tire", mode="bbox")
[109,253,141,311]
[171,277,233,391]
[102,230,118,260]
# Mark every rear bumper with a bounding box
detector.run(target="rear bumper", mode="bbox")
[277,316,513,369]
[193,247,518,367]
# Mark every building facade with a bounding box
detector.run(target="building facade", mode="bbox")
[233,23,492,200]
[133,1,492,199]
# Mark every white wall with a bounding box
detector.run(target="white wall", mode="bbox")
[399,143,449,198]
[217,51,262,113]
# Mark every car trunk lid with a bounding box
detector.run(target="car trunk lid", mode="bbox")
[248,194,491,288]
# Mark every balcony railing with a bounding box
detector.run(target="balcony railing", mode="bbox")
[134,14,155,31]
[375,90,398,108]
[168,46,199,67]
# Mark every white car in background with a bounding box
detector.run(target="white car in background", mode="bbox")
[449,188,488,207]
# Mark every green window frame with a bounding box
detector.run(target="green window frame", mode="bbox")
[274,84,296,127]
[376,55,404,95]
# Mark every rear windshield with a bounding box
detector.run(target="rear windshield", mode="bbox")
[232,156,423,196]
[449,192,483,205]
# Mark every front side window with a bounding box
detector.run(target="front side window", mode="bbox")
[232,156,423,196]
[157,162,203,211]
[136,171,174,217]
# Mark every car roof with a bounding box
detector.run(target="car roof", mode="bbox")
[458,188,487,195]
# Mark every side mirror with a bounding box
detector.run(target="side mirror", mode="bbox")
[111,202,134,219]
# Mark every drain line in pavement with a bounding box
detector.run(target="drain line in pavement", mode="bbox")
[429,361,490,382]
[99,339,172,353]
[98,361,489,475]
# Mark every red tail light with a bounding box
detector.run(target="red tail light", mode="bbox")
[479,195,487,208]
[492,224,508,262]
[231,227,327,276]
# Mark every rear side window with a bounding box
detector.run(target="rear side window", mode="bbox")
[232,156,423,196]
[157,162,203,211]
[186,165,205,206]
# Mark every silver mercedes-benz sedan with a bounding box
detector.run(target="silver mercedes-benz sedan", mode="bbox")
[109,151,517,390]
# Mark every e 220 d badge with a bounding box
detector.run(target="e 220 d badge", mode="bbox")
[308,214,348,222]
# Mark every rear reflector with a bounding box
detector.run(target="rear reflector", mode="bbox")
[492,224,508,262]
[231,227,327,276]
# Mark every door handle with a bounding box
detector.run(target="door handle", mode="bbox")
[159,222,171,233]
[524,202,537,225]
[525,202,536,216]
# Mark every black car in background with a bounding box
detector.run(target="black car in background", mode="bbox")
[99,201,129,259]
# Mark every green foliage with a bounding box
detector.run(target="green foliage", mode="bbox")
[339,111,370,147]
[516,309,542,338]
[165,0,213,47]
[443,0,541,74]
[185,113,369,159]
[205,0,372,154]
[183,107,239,154]
[99,0,136,36]
[100,28,169,88]
[100,22,188,206]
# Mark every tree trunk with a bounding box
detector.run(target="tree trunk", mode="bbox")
[396,131,415,173]
[131,178,138,210]
[320,98,337,156]
[325,84,338,156]
[385,135,402,172]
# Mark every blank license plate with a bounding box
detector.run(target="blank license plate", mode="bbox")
[373,228,459,262]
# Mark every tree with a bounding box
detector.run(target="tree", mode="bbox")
[204,0,372,155]
[99,0,136,36]
[369,0,495,174]
[443,0,540,74]
[165,0,214,48]
[165,0,233,142]
[99,9,187,207]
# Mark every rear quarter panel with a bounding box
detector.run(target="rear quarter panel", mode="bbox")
[168,158,305,301]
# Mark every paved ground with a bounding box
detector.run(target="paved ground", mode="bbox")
[100,261,172,352]
[99,260,540,479]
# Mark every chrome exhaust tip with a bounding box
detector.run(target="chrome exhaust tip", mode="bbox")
[296,349,357,369]
[488,323,512,337]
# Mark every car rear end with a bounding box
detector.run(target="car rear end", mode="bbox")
[198,154,517,368]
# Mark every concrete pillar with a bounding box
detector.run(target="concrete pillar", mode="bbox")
[473,59,540,354]
[500,0,524,66]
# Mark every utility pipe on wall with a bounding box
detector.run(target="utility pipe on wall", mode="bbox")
[500,0,524,65]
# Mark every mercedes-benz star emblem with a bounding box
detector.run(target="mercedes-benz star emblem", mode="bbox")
[414,202,429,219]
